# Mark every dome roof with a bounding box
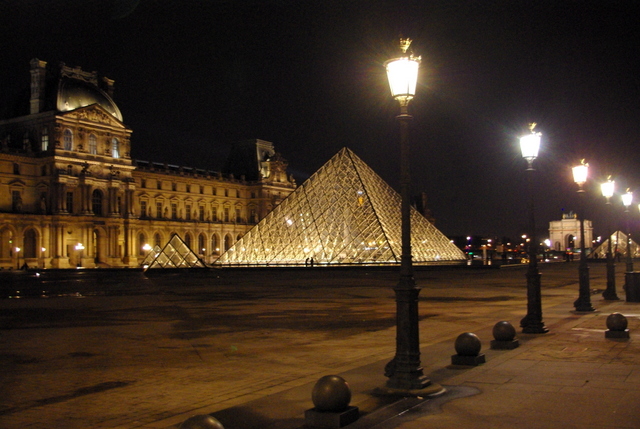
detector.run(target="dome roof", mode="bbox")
[57,77,123,122]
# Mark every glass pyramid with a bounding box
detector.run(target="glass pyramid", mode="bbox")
[590,231,640,258]
[216,147,466,266]
[142,234,206,269]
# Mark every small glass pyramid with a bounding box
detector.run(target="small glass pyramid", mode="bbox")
[591,231,640,258]
[216,148,466,266]
[142,234,206,269]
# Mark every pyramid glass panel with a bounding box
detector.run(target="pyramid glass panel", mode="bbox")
[217,148,466,266]
[144,234,206,269]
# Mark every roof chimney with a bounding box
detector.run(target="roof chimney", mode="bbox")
[29,58,47,114]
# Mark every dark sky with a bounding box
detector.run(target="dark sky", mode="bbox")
[2,0,640,241]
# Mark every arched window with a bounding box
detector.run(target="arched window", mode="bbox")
[24,228,37,259]
[198,234,206,254]
[92,189,103,216]
[89,134,97,155]
[137,233,146,256]
[112,138,120,158]
[224,234,232,251]
[41,127,48,151]
[185,233,192,250]
[211,234,219,254]
[63,129,73,150]
[154,233,162,247]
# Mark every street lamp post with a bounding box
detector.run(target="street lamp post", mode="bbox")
[572,161,595,312]
[601,179,619,300]
[75,243,85,268]
[383,38,431,391]
[519,123,548,333]
[622,190,634,273]
[15,247,21,270]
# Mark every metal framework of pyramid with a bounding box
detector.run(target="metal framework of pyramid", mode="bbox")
[142,234,206,269]
[216,147,466,266]
[590,231,640,258]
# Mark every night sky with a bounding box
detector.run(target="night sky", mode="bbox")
[2,0,640,242]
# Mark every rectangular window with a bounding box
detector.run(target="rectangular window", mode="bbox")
[66,191,74,213]
[235,208,241,223]
[212,208,218,222]
[12,191,21,212]
[186,205,191,220]
[156,202,163,218]
[224,207,229,222]
[171,203,177,219]
[157,181,162,190]
[89,134,97,155]
[140,200,147,217]
[141,179,146,188]
[41,128,49,151]
[199,205,205,221]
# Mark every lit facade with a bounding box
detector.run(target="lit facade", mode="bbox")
[0,59,295,269]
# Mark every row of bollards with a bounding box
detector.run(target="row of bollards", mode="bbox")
[451,313,632,367]
[179,314,631,429]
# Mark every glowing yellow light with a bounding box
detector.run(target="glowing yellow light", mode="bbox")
[572,161,588,186]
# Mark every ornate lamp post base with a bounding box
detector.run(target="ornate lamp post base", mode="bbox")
[574,264,595,312]
[602,252,619,300]
[520,270,548,333]
[384,278,432,391]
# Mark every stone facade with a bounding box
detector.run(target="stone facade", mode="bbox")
[0,59,295,269]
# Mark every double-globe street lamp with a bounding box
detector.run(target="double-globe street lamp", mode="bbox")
[601,178,619,300]
[519,124,548,333]
[572,161,595,312]
[383,38,432,391]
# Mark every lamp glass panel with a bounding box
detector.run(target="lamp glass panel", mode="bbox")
[622,192,633,207]
[386,57,419,98]
[572,165,588,185]
[520,133,540,159]
[601,181,615,198]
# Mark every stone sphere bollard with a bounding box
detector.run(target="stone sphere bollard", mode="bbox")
[605,312,630,339]
[179,414,224,429]
[606,312,628,331]
[490,321,520,350]
[452,332,485,366]
[492,321,516,341]
[455,332,482,356]
[312,375,351,412]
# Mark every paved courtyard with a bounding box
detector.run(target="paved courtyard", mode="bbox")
[1,262,639,428]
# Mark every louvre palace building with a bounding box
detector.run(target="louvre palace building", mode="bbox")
[0,59,296,269]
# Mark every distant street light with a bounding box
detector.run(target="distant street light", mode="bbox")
[383,38,431,391]
[15,247,21,270]
[75,243,85,268]
[572,161,595,312]
[519,123,547,333]
[601,178,619,300]
[622,190,634,272]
